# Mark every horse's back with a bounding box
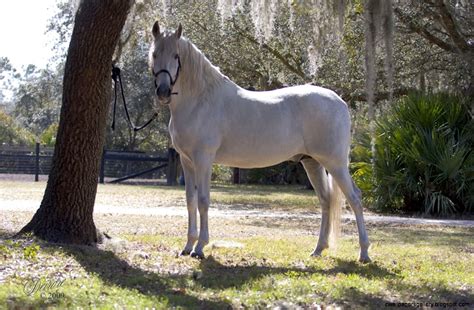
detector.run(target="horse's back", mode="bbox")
[242,84,351,144]
[213,84,351,167]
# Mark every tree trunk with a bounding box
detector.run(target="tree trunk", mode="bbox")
[20,0,133,244]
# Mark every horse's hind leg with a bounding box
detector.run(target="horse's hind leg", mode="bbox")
[301,158,331,256]
[325,164,371,263]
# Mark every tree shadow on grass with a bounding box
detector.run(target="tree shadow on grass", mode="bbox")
[369,226,474,247]
[337,280,474,310]
[197,255,472,309]
[0,229,395,308]
[55,245,231,309]
[197,255,397,290]
[2,229,472,309]
[0,230,229,309]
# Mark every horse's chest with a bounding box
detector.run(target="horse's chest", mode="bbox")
[169,114,223,164]
[169,119,207,155]
[168,121,188,151]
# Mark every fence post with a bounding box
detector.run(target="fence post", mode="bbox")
[35,142,40,182]
[167,148,178,186]
[233,167,240,184]
[99,148,106,184]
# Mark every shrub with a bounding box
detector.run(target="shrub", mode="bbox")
[245,162,309,185]
[211,164,232,183]
[40,123,58,146]
[0,109,35,145]
[353,93,473,215]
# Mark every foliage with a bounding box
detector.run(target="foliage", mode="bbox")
[23,244,40,261]
[211,164,232,183]
[246,162,309,185]
[354,93,473,215]
[4,0,472,191]
[40,123,58,146]
[0,109,35,146]
[11,66,62,136]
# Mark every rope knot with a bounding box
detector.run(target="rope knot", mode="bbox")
[111,66,121,82]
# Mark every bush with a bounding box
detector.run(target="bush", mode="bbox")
[246,162,309,185]
[353,93,473,215]
[40,123,58,146]
[0,109,35,146]
[211,164,232,183]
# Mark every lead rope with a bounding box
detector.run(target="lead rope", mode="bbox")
[111,66,158,132]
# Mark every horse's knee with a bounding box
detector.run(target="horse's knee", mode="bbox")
[345,189,363,213]
[352,180,362,200]
[197,195,209,212]
[319,193,330,210]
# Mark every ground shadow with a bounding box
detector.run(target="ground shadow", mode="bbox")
[2,230,472,309]
[337,279,474,309]
[369,226,474,247]
[55,244,230,309]
[197,255,396,290]
[0,231,229,309]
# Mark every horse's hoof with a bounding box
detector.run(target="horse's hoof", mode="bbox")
[180,249,191,256]
[310,247,326,257]
[190,251,205,259]
[359,256,372,264]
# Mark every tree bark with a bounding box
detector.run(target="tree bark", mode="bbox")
[20,0,133,244]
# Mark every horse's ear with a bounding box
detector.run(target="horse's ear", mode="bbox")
[176,23,182,39]
[152,21,160,39]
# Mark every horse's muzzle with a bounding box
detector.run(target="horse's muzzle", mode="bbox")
[156,83,172,104]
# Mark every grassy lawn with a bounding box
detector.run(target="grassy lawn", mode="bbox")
[1,217,473,308]
[0,180,318,211]
[0,180,473,308]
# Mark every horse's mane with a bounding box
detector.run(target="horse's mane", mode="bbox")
[177,37,229,97]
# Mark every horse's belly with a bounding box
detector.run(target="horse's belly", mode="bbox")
[214,142,302,168]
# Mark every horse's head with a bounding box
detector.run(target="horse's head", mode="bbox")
[149,21,182,105]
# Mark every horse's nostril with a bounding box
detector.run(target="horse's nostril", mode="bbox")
[156,84,171,98]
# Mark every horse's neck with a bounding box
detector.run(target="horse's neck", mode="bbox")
[175,39,229,100]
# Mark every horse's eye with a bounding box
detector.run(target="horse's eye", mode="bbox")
[153,52,157,58]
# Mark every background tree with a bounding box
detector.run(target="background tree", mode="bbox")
[394,0,473,97]
[20,0,133,244]
[3,0,471,213]
[12,65,62,136]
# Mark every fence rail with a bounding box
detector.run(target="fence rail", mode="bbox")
[0,144,178,185]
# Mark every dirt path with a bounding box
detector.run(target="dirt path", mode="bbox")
[1,199,473,228]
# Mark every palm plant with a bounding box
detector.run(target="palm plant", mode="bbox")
[356,93,473,215]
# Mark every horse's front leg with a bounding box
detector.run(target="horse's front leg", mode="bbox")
[190,155,213,259]
[180,158,198,256]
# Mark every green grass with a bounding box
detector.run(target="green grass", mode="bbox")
[0,180,318,210]
[1,226,473,309]
[1,179,473,308]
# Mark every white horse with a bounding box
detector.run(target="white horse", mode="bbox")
[149,22,371,263]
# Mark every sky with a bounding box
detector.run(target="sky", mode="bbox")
[0,0,58,70]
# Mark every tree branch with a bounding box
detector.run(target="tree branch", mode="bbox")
[231,22,310,81]
[112,2,137,65]
[335,86,416,105]
[394,7,457,54]
[433,0,471,54]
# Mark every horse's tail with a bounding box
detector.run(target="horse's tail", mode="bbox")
[328,173,343,247]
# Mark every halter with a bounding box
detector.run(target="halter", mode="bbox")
[152,55,181,95]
